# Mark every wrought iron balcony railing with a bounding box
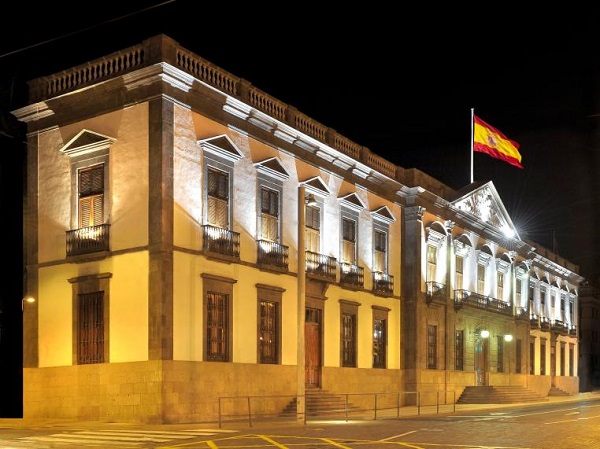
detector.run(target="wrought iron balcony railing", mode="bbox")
[66,224,110,257]
[305,251,337,280]
[257,240,289,271]
[551,319,569,335]
[530,314,540,329]
[569,325,577,336]
[453,289,512,316]
[373,271,394,294]
[540,316,550,330]
[339,262,364,288]
[515,307,529,321]
[202,225,240,259]
[426,281,446,304]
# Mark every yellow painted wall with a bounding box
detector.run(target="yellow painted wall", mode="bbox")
[38,252,149,367]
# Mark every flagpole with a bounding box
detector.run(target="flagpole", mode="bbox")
[470,108,474,184]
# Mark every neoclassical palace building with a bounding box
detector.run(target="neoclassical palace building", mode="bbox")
[12,35,583,424]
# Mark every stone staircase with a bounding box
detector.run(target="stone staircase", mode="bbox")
[457,386,547,404]
[280,387,361,418]
[548,386,571,396]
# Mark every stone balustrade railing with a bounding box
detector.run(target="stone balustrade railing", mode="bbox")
[29,34,401,184]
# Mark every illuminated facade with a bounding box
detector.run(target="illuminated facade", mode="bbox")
[13,35,583,423]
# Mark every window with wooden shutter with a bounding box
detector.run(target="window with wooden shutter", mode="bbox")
[373,229,387,273]
[78,165,104,228]
[260,187,279,241]
[342,217,356,264]
[305,204,320,253]
[78,291,105,364]
[207,168,229,228]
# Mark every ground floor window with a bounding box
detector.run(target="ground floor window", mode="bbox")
[257,284,283,364]
[427,324,437,369]
[202,273,236,362]
[78,291,105,364]
[372,306,389,368]
[516,339,522,373]
[455,330,464,371]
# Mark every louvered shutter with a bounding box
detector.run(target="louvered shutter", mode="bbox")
[78,165,104,227]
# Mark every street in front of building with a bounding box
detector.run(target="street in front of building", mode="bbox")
[1,394,599,448]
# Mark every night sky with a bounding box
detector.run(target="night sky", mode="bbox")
[1,2,599,414]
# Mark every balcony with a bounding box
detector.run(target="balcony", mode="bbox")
[373,272,394,295]
[66,224,110,257]
[426,282,446,305]
[305,251,336,281]
[530,314,540,329]
[202,225,240,259]
[551,319,569,335]
[569,325,577,336]
[540,316,550,331]
[339,262,364,288]
[515,307,529,321]
[257,240,289,272]
[453,290,512,316]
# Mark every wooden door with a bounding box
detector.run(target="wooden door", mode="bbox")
[475,337,488,386]
[305,308,321,387]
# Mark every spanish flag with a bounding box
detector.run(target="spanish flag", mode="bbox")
[473,115,523,169]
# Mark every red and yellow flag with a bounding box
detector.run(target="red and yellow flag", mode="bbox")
[473,115,523,168]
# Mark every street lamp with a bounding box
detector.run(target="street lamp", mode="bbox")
[22,296,35,311]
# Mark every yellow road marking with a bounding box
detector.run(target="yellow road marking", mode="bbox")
[257,434,289,448]
[321,437,352,448]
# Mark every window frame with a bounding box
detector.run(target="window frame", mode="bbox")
[372,306,389,369]
[455,329,464,370]
[69,272,111,365]
[69,151,109,231]
[340,300,359,367]
[256,284,283,365]
[427,324,437,369]
[202,274,236,362]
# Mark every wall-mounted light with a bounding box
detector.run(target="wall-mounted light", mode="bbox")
[22,296,35,311]
[480,329,490,338]
[504,334,513,342]
[305,194,317,206]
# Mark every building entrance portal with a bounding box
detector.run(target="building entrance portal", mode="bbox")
[305,307,321,387]
[475,337,488,386]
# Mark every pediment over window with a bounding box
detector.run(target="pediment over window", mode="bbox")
[60,129,115,157]
[198,134,242,162]
[254,157,289,180]
[454,235,473,257]
[371,206,395,224]
[477,247,493,266]
[453,181,519,239]
[300,176,330,197]
[339,192,365,211]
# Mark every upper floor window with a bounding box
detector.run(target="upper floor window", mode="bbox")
[207,167,229,229]
[427,245,437,282]
[477,264,485,295]
[516,278,522,305]
[305,203,321,253]
[78,164,104,228]
[497,271,504,300]
[455,256,464,290]
[373,229,387,273]
[342,217,357,264]
[260,187,279,241]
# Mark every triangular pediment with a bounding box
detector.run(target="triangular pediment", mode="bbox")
[300,176,330,197]
[254,157,289,180]
[452,181,520,239]
[371,206,395,224]
[339,192,365,211]
[198,134,242,162]
[60,129,115,157]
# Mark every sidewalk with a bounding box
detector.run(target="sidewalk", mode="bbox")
[1,391,598,430]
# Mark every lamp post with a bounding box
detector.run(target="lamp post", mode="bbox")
[297,185,307,424]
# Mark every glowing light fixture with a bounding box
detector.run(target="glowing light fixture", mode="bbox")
[305,194,317,206]
[479,329,490,338]
[504,334,513,342]
[22,296,35,311]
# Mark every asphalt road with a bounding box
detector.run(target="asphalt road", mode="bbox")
[1,395,600,448]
